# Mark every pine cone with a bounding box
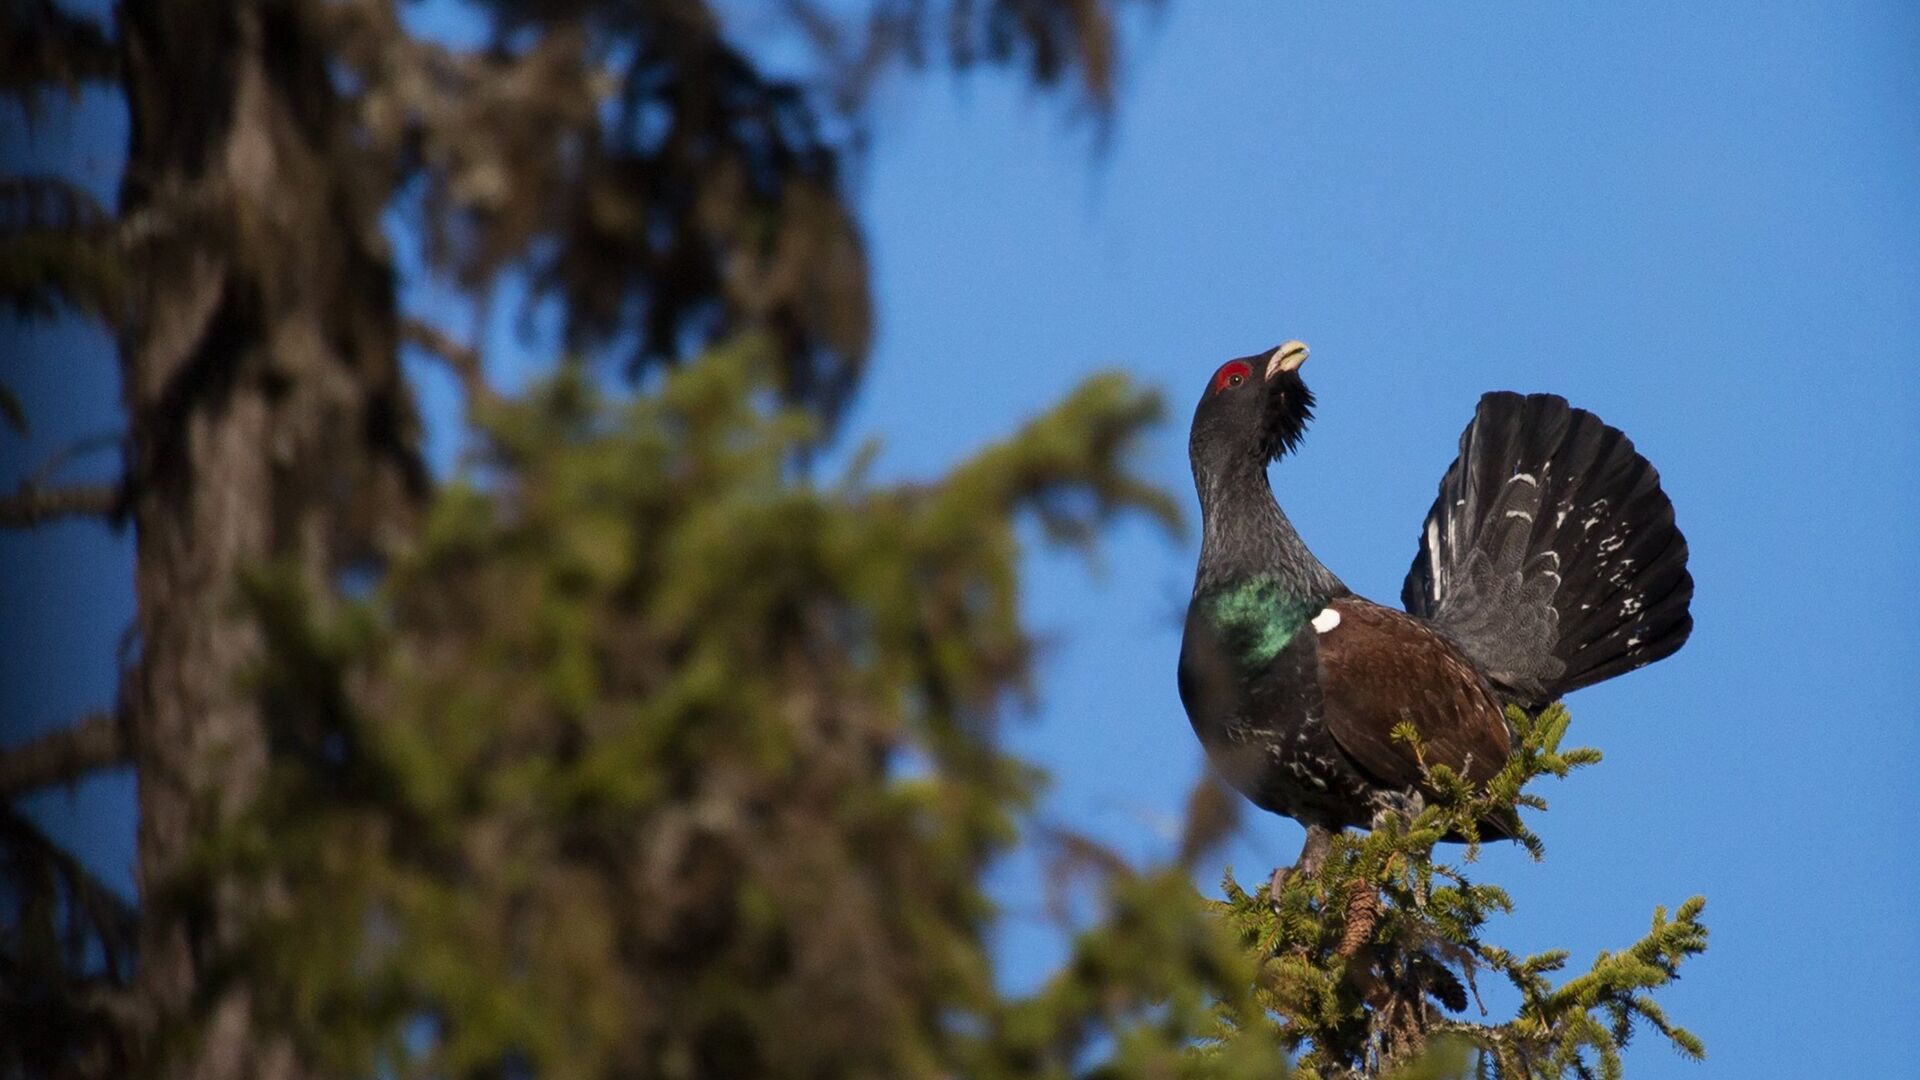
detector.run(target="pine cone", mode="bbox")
[1337,880,1381,958]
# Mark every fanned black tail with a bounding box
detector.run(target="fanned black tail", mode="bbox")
[1402,392,1692,705]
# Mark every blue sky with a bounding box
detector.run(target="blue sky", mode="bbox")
[5,2,1918,1075]
[837,2,1920,1071]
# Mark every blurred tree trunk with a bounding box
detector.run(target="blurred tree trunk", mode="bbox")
[114,3,419,1075]
[2,1,1166,1075]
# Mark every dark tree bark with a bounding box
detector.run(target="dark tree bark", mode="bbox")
[112,3,421,1076]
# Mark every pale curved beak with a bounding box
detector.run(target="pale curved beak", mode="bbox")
[1266,340,1309,380]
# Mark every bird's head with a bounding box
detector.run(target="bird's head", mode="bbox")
[1189,341,1316,478]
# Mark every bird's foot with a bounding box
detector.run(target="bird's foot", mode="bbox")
[1268,864,1293,901]
[1268,824,1334,906]
[1370,791,1424,832]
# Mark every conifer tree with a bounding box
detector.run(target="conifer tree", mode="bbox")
[1210,704,1708,1078]
[0,3,1707,1078]
[216,351,1707,1080]
[1,2,1156,1074]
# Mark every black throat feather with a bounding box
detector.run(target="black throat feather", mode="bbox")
[1261,372,1314,462]
[1191,369,1343,601]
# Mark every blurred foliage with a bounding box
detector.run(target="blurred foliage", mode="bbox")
[1,3,1709,1077]
[5,0,1154,422]
[0,175,122,323]
[205,346,1707,1080]
[3,1,1175,1074]
[327,0,1157,424]
[213,341,1297,1079]
[0,0,119,100]
[0,801,138,1076]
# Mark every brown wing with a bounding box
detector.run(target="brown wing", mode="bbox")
[1313,597,1510,790]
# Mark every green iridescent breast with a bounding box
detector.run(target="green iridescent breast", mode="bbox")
[1205,578,1316,668]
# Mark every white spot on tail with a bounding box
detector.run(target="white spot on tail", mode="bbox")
[1425,519,1445,601]
[1510,472,1537,486]
[1312,607,1342,633]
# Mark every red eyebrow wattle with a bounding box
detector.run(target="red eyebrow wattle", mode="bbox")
[1213,361,1253,391]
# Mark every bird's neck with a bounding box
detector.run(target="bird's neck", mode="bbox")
[1193,454,1344,602]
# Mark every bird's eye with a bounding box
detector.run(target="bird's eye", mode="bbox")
[1228,373,1244,387]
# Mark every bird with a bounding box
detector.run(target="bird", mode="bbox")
[1177,341,1692,881]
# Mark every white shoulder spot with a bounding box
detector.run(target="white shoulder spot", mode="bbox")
[1311,607,1342,634]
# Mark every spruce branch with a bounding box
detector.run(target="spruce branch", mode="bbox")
[0,175,110,230]
[402,316,496,413]
[0,173,127,325]
[0,801,137,972]
[0,799,140,1075]
[1,1,120,99]
[0,380,25,433]
[0,711,130,797]
[1212,704,1709,1078]
[0,480,122,527]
